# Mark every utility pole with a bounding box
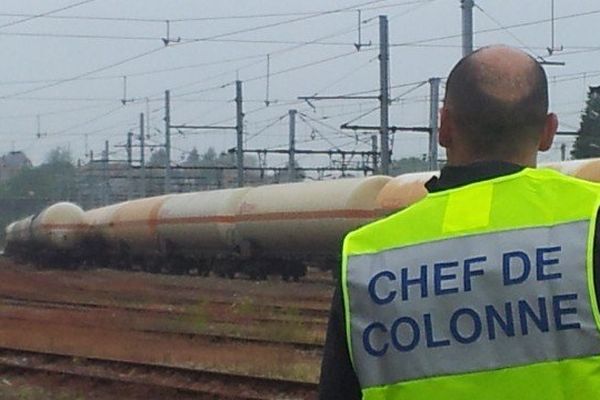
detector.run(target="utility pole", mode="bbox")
[103,140,110,205]
[169,83,244,188]
[371,134,378,172]
[428,78,441,171]
[235,80,244,187]
[126,131,133,200]
[461,0,474,57]
[288,109,297,182]
[140,112,146,198]
[378,15,391,175]
[164,90,171,193]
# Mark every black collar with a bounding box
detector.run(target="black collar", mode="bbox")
[425,161,525,193]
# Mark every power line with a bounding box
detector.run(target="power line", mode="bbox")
[390,8,600,48]
[473,3,548,63]
[170,49,370,100]
[0,103,118,120]
[0,0,97,29]
[0,0,385,100]
[0,1,426,24]
[51,105,125,136]
[0,46,165,99]
[179,0,389,46]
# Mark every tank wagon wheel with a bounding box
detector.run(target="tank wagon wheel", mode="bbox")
[280,259,306,282]
[214,259,238,279]
[116,242,133,271]
[167,258,188,275]
[140,258,161,274]
[198,262,211,277]
[242,261,267,281]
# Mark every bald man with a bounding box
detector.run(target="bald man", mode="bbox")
[319,45,600,399]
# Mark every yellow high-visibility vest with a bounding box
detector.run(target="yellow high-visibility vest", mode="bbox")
[342,168,600,399]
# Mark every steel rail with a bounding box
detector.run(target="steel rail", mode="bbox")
[0,346,319,400]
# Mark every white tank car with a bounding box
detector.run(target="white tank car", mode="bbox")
[376,171,439,211]
[4,221,16,243]
[4,221,17,256]
[377,158,600,214]
[31,202,86,250]
[541,158,600,182]
[13,215,34,244]
[82,203,122,266]
[4,215,34,259]
[235,176,391,258]
[29,202,86,264]
[103,195,172,269]
[156,188,250,274]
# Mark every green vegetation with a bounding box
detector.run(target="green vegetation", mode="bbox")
[389,156,432,175]
[0,147,77,201]
[0,383,85,400]
[0,147,77,245]
[571,86,600,159]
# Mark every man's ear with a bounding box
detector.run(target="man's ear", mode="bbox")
[538,112,558,152]
[439,106,452,149]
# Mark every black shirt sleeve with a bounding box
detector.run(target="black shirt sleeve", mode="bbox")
[318,286,362,400]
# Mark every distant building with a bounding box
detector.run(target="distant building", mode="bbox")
[0,151,32,183]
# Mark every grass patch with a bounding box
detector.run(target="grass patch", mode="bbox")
[0,382,86,400]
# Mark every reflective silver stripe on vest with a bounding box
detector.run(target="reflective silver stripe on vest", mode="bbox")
[347,220,600,388]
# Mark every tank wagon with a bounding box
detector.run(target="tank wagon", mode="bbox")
[30,202,86,265]
[4,215,34,261]
[101,195,172,271]
[541,158,600,182]
[157,188,250,276]
[3,158,599,280]
[82,202,130,268]
[376,171,439,211]
[234,176,391,279]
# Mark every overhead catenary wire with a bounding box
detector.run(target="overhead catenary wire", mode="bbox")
[4,2,598,163]
[390,8,600,48]
[0,0,385,100]
[0,1,427,24]
[473,3,548,62]
[341,80,428,126]
[0,0,97,29]
[0,46,166,99]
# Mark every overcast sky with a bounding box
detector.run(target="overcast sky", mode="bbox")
[0,0,598,168]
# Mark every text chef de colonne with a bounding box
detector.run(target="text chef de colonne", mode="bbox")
[362,245,582,357]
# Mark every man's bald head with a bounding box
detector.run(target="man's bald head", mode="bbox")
[443,45,550,160]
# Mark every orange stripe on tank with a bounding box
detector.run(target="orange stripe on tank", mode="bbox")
[39,223,88,229]
[95,208,388,228]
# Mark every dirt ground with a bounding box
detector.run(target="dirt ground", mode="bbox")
[0,258,334,398]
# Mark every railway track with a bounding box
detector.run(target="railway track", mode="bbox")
[0,296,325,352]
[0,346,319,400]
[0,294,329,327]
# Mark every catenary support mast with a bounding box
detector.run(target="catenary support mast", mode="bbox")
[428,78,441,171]
[164,90,171,193]
[461,0,474,57]
[236,80,244,187]
[139,112,146,197]
[288,109,297,182]
[379,15,390,175]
